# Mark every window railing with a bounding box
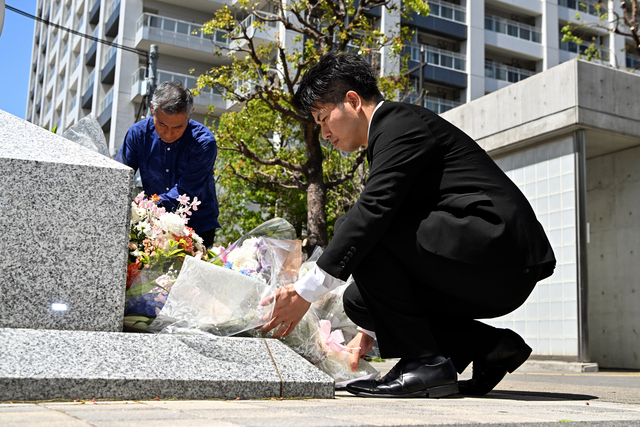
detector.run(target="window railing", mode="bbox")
[103,42,117,64]
[107,0,121,17]
[84,71,95,93]
[626,53,640,70]
[427,0,466,24]
[558,0,606,17]
[57,80,65,96]
[485,60,535,83]
[559,36,610,61]
[49,66,56,82]
[239,11,279,29]
[68,95,77,113]
[98,88,114,115]
[485,14,542,43]
[406,94,462,114]
[77,15,84,31]
[132,67,146,86]
[137,13,229,46]
[156,70,221,95]
[65,8,72,26]
[404,43,466,72]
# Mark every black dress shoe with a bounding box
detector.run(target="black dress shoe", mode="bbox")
[458,329,532,396]
[346,358,458,398]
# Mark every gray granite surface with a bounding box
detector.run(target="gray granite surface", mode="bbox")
[0,109,133,332]
[0,329,335,401]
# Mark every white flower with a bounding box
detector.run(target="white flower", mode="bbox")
[131,203,141,223]
[159,212,185,236]
[136,220,152,237]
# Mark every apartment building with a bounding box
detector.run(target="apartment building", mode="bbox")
[24,0,639,155]
[23,0,640,367]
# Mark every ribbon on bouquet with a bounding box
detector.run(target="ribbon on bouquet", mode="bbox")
[318,319,358,353]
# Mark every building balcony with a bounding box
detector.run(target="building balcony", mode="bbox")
[405,94,462,114]
[69,56,82,90]
[485,60,535,93]
[98,89,114,133]
[627,53,640,74]
[135,13,229,64]
[228,11,280,51]
[86,40,97,67]
[105,0,121,38]
[559,37,610,66]
[130,67,226,113]
[403,0,467,41]
[101,44,117,84]
[404,43,467,89]
[67,94,78,119]
[89,0,100,25]
[485,14,543,60]
[82,72,95,109]
[72,16,86,52]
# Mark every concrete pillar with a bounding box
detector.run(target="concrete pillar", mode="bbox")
[542,0,560,71]
[380,0,401,77]
[608,0,626,68]
[464,0,485,102]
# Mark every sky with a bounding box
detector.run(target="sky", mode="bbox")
[0,1,39,119]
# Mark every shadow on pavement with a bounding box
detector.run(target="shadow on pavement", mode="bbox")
[483,390,599,401]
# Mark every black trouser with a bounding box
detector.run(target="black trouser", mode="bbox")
[199,228,216,249]
[343,235,549,373]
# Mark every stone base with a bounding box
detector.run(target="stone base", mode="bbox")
[0,329,334,401]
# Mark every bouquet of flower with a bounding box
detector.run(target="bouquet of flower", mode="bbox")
[275,249,379,386]
[145,218,302,336]
[124,191,209,331]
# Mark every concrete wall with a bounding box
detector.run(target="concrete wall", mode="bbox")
[586,144,640,369]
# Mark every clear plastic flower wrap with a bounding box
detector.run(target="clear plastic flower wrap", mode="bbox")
[146,218,302,336]
[275,248,379,386]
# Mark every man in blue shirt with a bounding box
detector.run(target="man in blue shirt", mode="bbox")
[116,81,220,247]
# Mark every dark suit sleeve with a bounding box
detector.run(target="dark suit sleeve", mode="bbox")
[317,104,437,281]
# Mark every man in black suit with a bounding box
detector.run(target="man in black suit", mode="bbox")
[260,52,555,398]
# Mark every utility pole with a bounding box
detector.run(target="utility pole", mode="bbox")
[0,0,5,38]
[146,44,158,118]
[405,45,427,106]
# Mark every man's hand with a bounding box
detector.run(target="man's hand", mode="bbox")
[259,284,311,339]
[346,331,375,372]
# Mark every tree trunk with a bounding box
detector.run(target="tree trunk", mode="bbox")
[303,122,327,253]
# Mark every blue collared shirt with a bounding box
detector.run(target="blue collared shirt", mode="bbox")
[116,117,221,234]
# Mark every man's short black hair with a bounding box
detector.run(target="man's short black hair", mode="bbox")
[292,51,384,116]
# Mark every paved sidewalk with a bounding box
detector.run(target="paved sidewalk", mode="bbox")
[2,363,640,427]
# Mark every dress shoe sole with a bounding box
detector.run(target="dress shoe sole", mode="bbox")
[349,383,459,399]
[459,341,532,396]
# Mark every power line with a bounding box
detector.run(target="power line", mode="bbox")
[5,4,148,57]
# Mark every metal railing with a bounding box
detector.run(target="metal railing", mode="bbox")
[103,42,117,64]
[98,88,114,115]
[406,94,462,114]
[485,14,542,43]
[626,53,640,71]
[156,70,221,95]
[484,60,535,83]
[558,0,606,17]
[559,37,610,61]
[404,43,466,72]
[68,95,77,113]
[83,71,95,93]
[428,0,466,24]
[107,0,121,17]
[239,11,279,29]
[136,13,228,46]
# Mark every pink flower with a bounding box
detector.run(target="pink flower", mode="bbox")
[134,192,146,204]
[177,194,190,205]
[192,197,201,211]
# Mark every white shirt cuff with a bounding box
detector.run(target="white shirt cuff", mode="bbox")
[294,263,344,303]
[357,327,376,339]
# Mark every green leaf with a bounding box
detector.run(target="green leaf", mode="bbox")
[126,280,157,295]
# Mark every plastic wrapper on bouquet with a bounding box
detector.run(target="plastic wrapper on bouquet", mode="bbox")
[275,250,379,386]
[146,218,302,336]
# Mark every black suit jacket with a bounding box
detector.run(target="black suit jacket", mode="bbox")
[317,101,555,281]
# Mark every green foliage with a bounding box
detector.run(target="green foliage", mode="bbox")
[198,0,428,247]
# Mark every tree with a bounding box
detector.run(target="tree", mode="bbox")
[197,0,429,250]
[561,0,639,64]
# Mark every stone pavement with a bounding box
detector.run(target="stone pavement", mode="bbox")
[2,362,640,427]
